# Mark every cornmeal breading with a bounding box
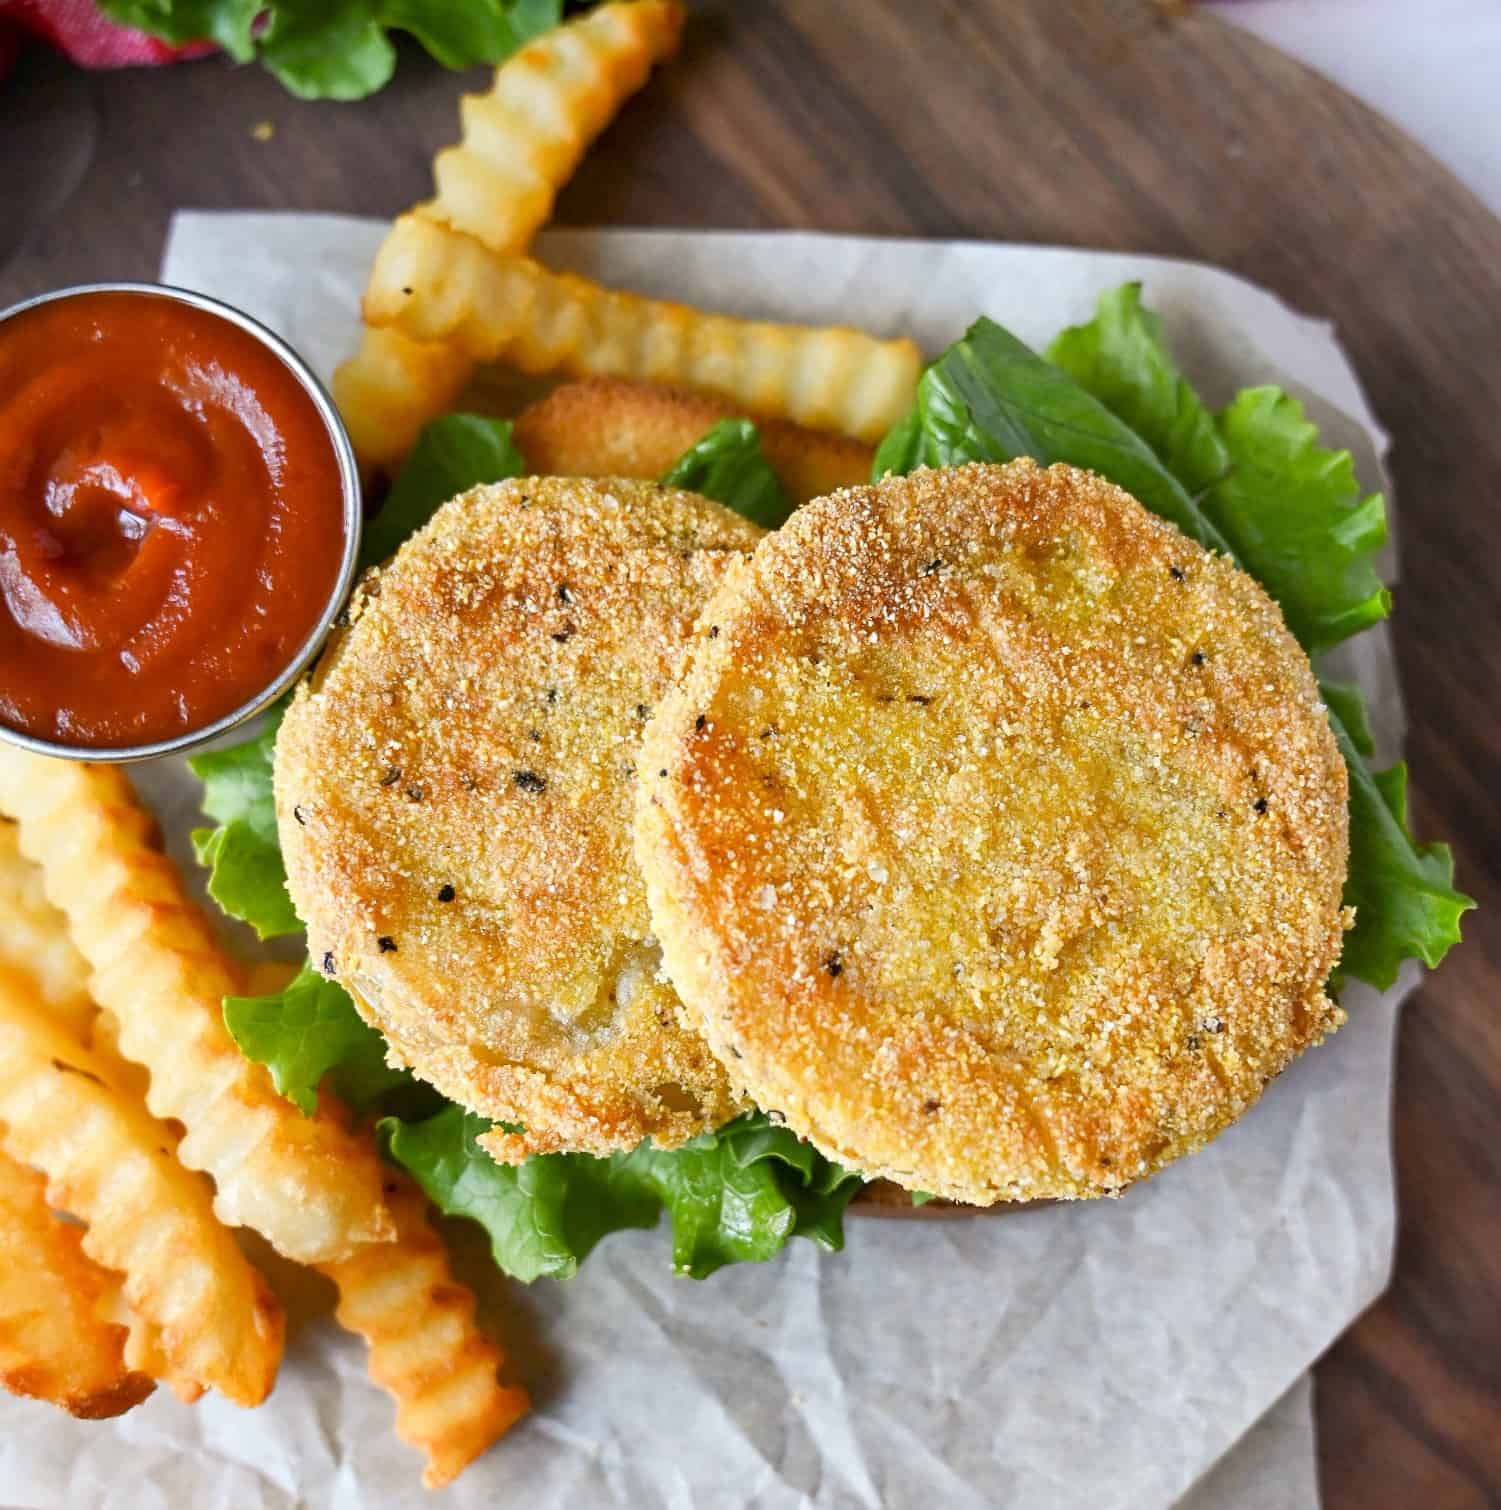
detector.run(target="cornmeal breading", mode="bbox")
[636,461,1350,1204]
[277,478,761,1159]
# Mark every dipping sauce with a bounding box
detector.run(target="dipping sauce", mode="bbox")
[0,290,348,749]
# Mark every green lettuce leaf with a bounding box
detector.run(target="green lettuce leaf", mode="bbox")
[99,0,565,101]
[381,1108,860,1282]
[875,316,1232,554]
[1334,731,1469,990]
[224,963,410,1115]
[662,418,792,528]
[1049,284,1390,655]
[188,708,297,938]
[878,297,1471,986]
[361,414,526,569]
[257,2,396,100]
[98,0,261,57]
[1319,680,1376,759]
[1046,282,1229,498]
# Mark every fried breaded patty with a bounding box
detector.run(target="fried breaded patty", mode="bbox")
[636,460,1350,1204]
[276,477,761,1160]
[513,378,875,505]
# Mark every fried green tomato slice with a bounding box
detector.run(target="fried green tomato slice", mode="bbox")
[636,460,1350,1204]
[276,477,761,1160]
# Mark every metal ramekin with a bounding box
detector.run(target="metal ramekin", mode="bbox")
[0,282,362,764]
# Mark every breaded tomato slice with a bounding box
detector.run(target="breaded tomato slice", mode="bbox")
[277,478,760,1160]
[636,461,1349,1204]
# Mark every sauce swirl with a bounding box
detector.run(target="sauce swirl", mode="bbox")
[0,290,347,748]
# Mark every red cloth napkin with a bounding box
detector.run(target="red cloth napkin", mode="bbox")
[0,0,212,75]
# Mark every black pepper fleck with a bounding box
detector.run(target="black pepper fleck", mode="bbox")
[909,694,931,705]
[321,951,336,976]
[528,729,542,742]
[513,770,547,794]
[405,784,424,802]
[708,625,720,639]
[551,623,575,643]
[401,285,413,296]
[437,884,456,903]
[380,767,402,787]
[636,703,650,720]
[1191,651,1206,667]
[922,1098,940,1115]
[546,688,558,704]
[825,953,843,978]
[293,805,307,826]
[1170,565,1186,581]
[556,583,573,604]
[1187,1033,1202,1051]
[694,714,706,731]
[378,936,397,953]
[658,768,668,779]
[1253,796,1269,814]
[923,558,943,575]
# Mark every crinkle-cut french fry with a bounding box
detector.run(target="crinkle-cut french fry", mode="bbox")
[0,820,94,1038]
[321,1175,530,1489]
[418,0,684,253]
[0,1149,154,1419]
[334,1,683,476]
[95,1286,202,1405]
[514,377,876,504]
[363,218,922,444]
[0,750,394,1265]
[0,968,283,1405]
[332,328,474,478]
[88,1009,151,1103]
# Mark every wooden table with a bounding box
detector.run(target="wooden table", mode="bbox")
[3,2,1498,1503]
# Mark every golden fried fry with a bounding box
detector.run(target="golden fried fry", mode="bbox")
[321,1176,530,1488]
[0,968,283,1404]
[332,328,474,479]
[0,750,394,1265]
[95,1287,199,1405]
[0,1149,154,1419]
[87,1009,151,1103]
[335,1,684,475]
[363,217,922,444]
[515,378,876,505]
[0,820,94,1038]
[419,0,684,252]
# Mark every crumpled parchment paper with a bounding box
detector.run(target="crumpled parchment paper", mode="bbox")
[1,215,1412,1509]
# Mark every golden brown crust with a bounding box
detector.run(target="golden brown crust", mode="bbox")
[636,461,1350,1205]
[277,478,761,1158]
[0,1149,154,1420]
[513,378,875,505]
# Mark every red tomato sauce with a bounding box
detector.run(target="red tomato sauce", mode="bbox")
[0,290,347,749]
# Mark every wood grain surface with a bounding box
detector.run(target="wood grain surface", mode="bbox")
[3,3,1498,1504]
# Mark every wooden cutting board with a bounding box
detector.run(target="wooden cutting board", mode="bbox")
[3,3,1498,1503]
